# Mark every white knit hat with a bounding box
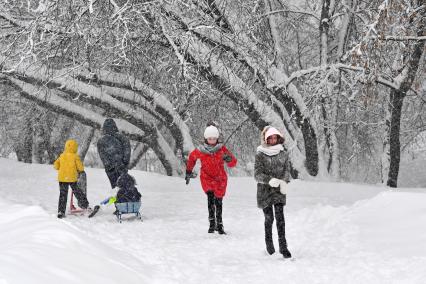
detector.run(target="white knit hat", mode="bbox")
[204,125,220,139]
[264,127,282,143]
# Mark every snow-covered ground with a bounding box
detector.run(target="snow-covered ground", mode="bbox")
[0,158,425,284]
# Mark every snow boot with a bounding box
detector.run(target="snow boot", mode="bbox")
[281,247,292,259]
[265,238,275,255]
[217,223,226,235]
[57,212,65,219]
[208,218,216,233]
[88,205,101,218]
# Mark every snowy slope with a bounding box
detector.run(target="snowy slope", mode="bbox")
[0,158,425,284]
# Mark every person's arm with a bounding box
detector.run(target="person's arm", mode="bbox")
[121,135,131,168]
[97,139,109,168]
[185,149,199,184]
[53,157,60,170]
[186,149,199,173]
[283,152,290,183]
[254,152,272,184]
[222,146,237,168]
[76,155,84,173]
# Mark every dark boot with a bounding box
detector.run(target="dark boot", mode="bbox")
[281,247,292,258]
[274,204,291,258]
[263,205,275,255]
[217,223,226,235]
[215,197,226,234]
[207,191,216,233]
[208,219,216,233]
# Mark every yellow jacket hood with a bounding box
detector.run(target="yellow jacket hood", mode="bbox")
[64,140,78,154]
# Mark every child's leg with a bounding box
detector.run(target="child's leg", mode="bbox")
[206,191,215,221]
[58,183,69,214]
[262,205,275,254]
[214,196,226,234]
[70,182,89,209]
[206,191,216,233]
[273,203,288,253]
[214,197,223,225]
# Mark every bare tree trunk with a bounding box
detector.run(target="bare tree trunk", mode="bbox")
[47,116,75,163]
[387,90,404,187]
[79,127,95,162]
[129,143,149,169]
[14,118,33,163]
[386,9,425,187]
[32,115,51,164]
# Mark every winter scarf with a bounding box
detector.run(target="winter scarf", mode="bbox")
[199,143,223,155]
[256,144,284,156]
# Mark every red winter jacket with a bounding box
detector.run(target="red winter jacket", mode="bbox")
[186,145,237,198]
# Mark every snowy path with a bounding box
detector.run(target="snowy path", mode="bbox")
[0,158,426,284]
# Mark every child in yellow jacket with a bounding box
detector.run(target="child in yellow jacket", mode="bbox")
[54,140,90,218]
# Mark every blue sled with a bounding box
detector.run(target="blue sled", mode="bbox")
[115,201,142,223]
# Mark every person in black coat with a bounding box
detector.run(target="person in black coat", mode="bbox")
[97,118,131,188]
[254,126,292,258]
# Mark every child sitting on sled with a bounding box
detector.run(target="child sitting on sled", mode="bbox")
[115,172,141,204]
[90,172,141,218]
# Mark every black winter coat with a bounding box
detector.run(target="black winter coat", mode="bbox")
[254,150,290,209]
[116,173,141,203]
[97,119,131,171]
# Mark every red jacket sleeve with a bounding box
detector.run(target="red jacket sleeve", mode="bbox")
[186,149,200,172]
[223,146,237,168]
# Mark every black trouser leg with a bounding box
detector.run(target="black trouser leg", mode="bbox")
[207,191,216,233]
[215,197,225,234]
[70,182,89,209]
[58,182,69,214]
[274,203,288,253]
[106,166,127,189]
[106,169,120,189]
[215,197,223,225]
[207,191,215,221]
[263,205,275,254]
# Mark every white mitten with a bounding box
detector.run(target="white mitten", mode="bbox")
[279,180,287,195]
[268,178,282,188]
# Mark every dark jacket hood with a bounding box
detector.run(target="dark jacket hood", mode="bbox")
[103,118,119,135]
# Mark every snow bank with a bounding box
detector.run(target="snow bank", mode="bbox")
[350,191,426,257]
[0,201,149,284]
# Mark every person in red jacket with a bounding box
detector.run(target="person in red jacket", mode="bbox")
[186,123,237,234]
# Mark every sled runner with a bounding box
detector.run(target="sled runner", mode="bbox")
[115,201,142,223]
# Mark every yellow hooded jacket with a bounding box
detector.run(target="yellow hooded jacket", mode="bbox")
[54,140,84,183]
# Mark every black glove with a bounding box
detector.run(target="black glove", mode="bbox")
[185,171,196,185]
[185,173,191,185]
[223,154,232,163]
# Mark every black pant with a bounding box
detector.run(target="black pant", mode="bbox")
[263,203,287,253]
[58,182,89,214]
[106,166,127,188]
[207,191,223,224]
